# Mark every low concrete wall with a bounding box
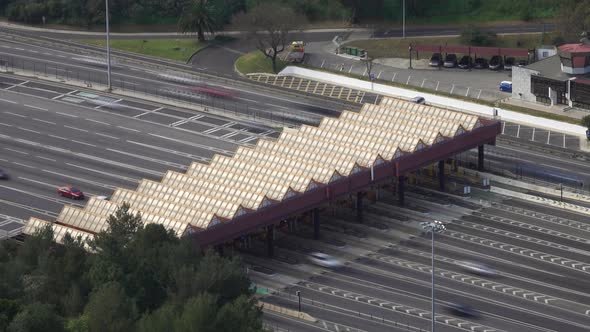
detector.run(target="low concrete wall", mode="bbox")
[259,301,317,322]
[280,66,586,136]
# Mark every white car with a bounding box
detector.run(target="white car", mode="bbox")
[308,252,343,269]
[458,261,497,277]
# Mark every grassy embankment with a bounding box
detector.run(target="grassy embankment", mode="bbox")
[235,51,287,75]
[78,38,206,62]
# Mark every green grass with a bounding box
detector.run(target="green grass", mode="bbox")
[78,39,206,62]
[345,33,555,59]
[235,51,287,75]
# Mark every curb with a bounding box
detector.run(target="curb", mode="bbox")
[258,301,317,323]
[490,186,590,216]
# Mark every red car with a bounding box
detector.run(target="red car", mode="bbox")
[58,186,85,200]
[191,83,235,99]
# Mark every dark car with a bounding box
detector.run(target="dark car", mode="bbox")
[429,53,443,67]
[473,57,488,69]
[489,55,503,70]
[58,186,85,200]
[504,57,515,70]
[443,54,458,68]
[458,55,472,69]
[410,96,426,104]
[517,59,528,67]
[0,169,8,180]
[447,303,479,318]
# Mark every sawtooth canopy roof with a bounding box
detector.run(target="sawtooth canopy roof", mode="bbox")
[23,97,484,244]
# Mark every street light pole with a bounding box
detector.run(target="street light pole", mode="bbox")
[105,0,112,91]
[421,220,446,332]
[402,0,406,39]
[296,291,301,312]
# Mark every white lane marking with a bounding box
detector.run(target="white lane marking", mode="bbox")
[148,133,235,155]
[56,55,67,58]
[0,158,7,162]
[48,134,68,140]
[240,136,258,143]
[37,156,56,162]
[236,97,258,103]
[95,132,120,140]
[117,126,140,132]
[12,162,34,169]
[66,163,139,183]
[126,140,210,161]
[56,112,78,118]
[85,118,110,126]
[63,125,89,133]
[4,148,28,155]
[15,48,24,51]
[3,180,84,207]
[106,148,188,170]
[0,98,17,104]
[32,118,56,125]
[4,111,26,118]
[42,169,117,190]
[18,127,41,134]
[0,133,163,177]
[52,90,78,100]
[0,122,12,127]
[71,140,96,147]
[24,104,48,111]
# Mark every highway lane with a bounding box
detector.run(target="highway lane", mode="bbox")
[0,35,349,124]
[246,186,590,332]
[0,90,247,224]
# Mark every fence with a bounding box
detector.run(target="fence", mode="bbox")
[318,57,505,102]
[455,152,590,196]
[0,55,325,128]
[255,285,431,332]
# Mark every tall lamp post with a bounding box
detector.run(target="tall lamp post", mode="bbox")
[402,0,406,39]
[421,220,446,332]
[105,0,112,91]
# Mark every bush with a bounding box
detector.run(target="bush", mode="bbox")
[460,26,498,46]
[582,115,590,130]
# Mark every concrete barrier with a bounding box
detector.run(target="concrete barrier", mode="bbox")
[258,301,317,322]
[279,66,586,136]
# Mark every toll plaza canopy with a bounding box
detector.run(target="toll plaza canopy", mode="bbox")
[24,97,501,247]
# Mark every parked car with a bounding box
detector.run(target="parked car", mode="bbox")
[0,169,8,180]
[504,57,515,70]
[447,303,479,318]
[58,186,85,200]
[499,81,512,93]
[489,55,503,70]
[429,53,443,67]
[458,55,472,69]
[308,252,343,269]
[517,59,528,67]
[458,261,497,277]
[443,54,458,68]
[473,57,488,69]
[410,96,426,104]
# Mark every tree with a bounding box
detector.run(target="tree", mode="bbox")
[233,2,304,73]
[174,294,218,332]
[7,302,65,332]
[178,0,221,42]
[582,115,590,131]
[87,203,143,288]
[135,303,177,332]
[557,0,590,42]
[83,283,136,332]
[214,295,263,332]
